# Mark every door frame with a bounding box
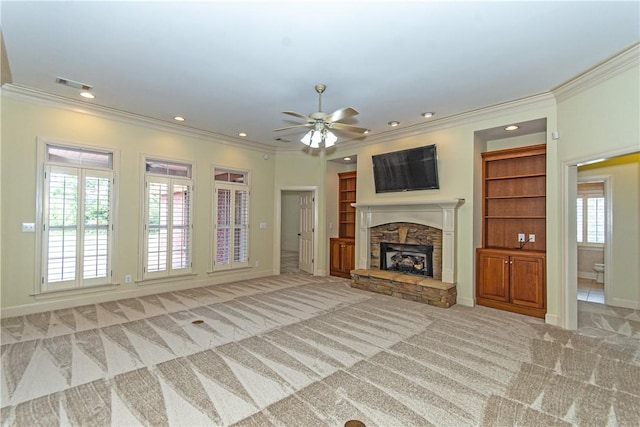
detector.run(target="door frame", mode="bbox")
[562,147,636,329]
[275,186,319,275]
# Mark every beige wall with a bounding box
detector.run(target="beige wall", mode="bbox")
[1,97,276,313]
[328,103,557,308]
[557,60,640,316]
[2,50,637,323]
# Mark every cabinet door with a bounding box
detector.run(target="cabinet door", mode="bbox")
[477,251,510,302]
[343,240,355,273]
[330,239,342,275]
[510,254,545,308]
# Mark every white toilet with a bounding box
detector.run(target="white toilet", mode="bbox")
[594,263,605,283]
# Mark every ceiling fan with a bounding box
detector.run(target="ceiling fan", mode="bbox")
[274,84,368,148]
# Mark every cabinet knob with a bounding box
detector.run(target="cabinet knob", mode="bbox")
[504,260,508,264]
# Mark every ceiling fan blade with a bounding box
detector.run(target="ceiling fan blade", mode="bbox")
[325,107,359,123]
[329,122,368,134]
[282,111,310,121]
[273,123,312,132]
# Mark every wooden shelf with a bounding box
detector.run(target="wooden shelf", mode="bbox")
[485,173,546,181]
[337,171,357,239]
[331,171,357,278]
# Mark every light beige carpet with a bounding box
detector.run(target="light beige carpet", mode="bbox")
[1,273,639,426]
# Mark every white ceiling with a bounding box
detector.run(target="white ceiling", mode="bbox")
[2,1,639,149]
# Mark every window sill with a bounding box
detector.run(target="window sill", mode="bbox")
[33,283,120,300]
[577,244,605,251]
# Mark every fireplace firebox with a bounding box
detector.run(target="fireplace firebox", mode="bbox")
[380,242,433,277]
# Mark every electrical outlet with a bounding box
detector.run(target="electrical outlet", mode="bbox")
[529,234,536,243]
[518,233,525,242]
[125,275,132,283]
[255,260,260,267]
[22,223,36,232]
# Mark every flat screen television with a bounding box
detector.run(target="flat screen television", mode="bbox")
[372,144,439,193]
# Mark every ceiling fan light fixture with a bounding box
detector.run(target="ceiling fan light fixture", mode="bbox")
[324,130,337,147]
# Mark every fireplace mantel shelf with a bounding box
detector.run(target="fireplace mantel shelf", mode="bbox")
[352,199,465,209]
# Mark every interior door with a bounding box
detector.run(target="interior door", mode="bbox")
[298,192,314,274]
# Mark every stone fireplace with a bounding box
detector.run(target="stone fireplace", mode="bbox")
[349,199,464,307]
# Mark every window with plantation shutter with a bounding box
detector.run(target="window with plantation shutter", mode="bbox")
[40,144,114,293]
[213,169,249,270]
[144,159,193,279]
[577,182,605,245]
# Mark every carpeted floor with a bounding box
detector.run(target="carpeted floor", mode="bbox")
[1,272,639,426]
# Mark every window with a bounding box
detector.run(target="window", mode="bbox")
[577,182,605,244]
[40,144,114,292]
[143,159,193,279]
[213,168,249,270]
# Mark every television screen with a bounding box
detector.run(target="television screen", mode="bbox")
[372,144,439,193]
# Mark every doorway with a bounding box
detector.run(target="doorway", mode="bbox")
[277,187,318,275]
[564,151,640,329]
[576,178,608,305]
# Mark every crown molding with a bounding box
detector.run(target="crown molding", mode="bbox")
[332,91,556,152]
[1,84,277,155]
[553,43,640,102]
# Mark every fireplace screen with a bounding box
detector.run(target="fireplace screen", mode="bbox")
[380,242,433,277]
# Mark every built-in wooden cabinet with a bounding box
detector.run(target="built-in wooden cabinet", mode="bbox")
[338,171,357,239]
[330,171,356,278]
[329,237,355,278]
[476,144,547,318]
[476,248,546,318]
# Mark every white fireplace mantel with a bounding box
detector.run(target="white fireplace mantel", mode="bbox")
[353,199,465,284]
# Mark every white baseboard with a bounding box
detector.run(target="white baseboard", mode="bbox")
[545,313,560,326]
[0,269,272,318]
[456,296,474,307]
[609,298,640,310]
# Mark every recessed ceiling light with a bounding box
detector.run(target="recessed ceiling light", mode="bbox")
[388,121,400,127]
[505,125,519,131]
[421,112,435,118]
[364,129,370,134]
[174,116,185,122]
[343,157,351,161]
[79,91,95,99]
[238,132,247,137]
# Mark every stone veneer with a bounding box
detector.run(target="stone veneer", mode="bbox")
[369,222,442,281]
[350,269,456,308]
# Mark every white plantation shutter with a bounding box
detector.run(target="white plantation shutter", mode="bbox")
[145,175,193,278]
[213,171,249,270]
[234,189,249,263]
[577,181,606,246]
[586,197,605,244]
[216,188,232,265]
[172,183,191,270]
[146,179,168,274]
[576,198,584,243]
[43,165,113,291]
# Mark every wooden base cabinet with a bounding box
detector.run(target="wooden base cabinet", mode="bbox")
[330,237,355,279]
[476,248,546,318]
